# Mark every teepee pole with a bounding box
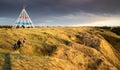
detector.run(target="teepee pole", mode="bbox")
[16,8,34,28]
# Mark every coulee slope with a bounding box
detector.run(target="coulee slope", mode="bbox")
[0,27,120,70]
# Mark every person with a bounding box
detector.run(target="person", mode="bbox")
[23,38,26,44]
[17,39,22,48]
[13,44,17,50]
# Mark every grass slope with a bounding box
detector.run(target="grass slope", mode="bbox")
[0,27,120,70]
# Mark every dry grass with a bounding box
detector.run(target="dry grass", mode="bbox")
[0,27,120,70]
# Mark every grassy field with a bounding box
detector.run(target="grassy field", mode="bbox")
[0,27,120,70]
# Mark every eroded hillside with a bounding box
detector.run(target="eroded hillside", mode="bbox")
[0,27,120,70]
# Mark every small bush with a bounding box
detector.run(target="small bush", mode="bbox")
[37,44,57,56]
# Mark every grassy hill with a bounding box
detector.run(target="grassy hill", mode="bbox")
[0,27,120,70]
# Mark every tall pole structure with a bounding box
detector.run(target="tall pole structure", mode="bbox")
[16,8,34,28]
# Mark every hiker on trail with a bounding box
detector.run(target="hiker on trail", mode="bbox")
[13,44,17,50]
[17,39,22,48]
[23,38,26,44]
[22,38,26,46]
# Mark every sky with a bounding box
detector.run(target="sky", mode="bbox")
[0,0,120,26]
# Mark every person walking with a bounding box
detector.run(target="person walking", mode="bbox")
[22,38,27,46]
[17,39,22,48]
[23,38,26,44]
[13,44,17,50]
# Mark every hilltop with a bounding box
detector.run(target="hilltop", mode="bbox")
[0,27,120,70]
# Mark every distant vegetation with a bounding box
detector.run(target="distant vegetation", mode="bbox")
[97,26,120,35]
[111,28,120,35]
[0,25,13,28]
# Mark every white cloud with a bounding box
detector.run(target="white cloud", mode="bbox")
[36,12,120,26]
[0,17,6,20]
[0,17,15,25]
[81,19,120,26]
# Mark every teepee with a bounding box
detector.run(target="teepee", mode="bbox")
[16,8,34,28]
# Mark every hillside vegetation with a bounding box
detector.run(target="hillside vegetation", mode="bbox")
[0,27,120,70]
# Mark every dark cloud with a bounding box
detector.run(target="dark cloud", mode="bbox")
[1,0,120,13]
[1,0,120,15]
[0,0,120,25]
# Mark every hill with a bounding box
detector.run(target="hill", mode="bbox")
[0,27,120,70]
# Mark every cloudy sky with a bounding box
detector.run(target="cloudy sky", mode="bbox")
[0,0,120,26]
